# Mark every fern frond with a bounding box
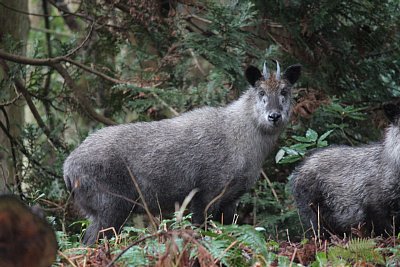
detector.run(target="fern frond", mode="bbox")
[328,238,384,265]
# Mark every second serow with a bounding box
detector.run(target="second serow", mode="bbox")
[291,103,400,237]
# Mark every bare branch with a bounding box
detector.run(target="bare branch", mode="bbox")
[0,107,22,195]
[0,49,63,66]
[0,60,66,150]
[48,0,81,31]
[47,0,125,30]
[0,117,62,179]
[0,49,124,83]
[261,170,281,205]
[52,63,117,126]
[0,50,116,125]
[0,49,180,123]
[0,1,65,17]
[63,58,125,83]
[30,26,74,38]
[0,18,94,65]
[0,85,21,107]
[150,92,179,117]
[42,0,54,131]
[63,20,95,58]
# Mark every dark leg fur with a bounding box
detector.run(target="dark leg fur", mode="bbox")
[191,192,238,225]
[79,193,135,245]
[83,221,100,245]
[190,193,224,226]
[214,202,237,224]
[190,195,209,226]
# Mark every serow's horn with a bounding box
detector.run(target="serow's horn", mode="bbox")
[276,60,281,80]
[262,61,270,80]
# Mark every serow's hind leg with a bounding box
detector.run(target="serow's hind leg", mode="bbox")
[213,202,237,225]
[83,220,100,245]
[82,196,134,245]
[190,194,208,226]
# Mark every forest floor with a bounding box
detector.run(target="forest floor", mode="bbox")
[56,224,400,267]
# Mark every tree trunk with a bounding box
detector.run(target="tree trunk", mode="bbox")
[0,0,30,193]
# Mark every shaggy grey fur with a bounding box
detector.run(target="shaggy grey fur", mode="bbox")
[291,104,400,237]
[63,63,301,244]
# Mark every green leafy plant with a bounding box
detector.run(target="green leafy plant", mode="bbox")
[182,1,259,89]
[311,251,329,267]
[105,215,275,267]
[200,224,270,266]
[276,128,333,164]
[323,101,367,122]
[309,100,373,145]
[326,238,385,266]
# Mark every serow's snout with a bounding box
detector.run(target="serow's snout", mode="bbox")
[268,112,281,123]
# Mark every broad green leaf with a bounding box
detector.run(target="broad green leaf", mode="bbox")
[275,148,285,163]
[278,154,302,164]
[318,130,334,142]
[292,135,312,143]
[282,147,301,155]
[290,143,314,151]
[311,252,328,267]
[305,128,318,142]
[317,140,328,147]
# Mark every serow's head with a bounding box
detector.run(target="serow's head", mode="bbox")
[245,61,301,131]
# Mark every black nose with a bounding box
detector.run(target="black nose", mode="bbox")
[268,112,281,122]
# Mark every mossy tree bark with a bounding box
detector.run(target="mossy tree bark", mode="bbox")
[0,0,30,193]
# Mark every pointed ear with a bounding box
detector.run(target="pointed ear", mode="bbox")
[283,64,302,84]
[245,65,262,86]
[383,103,400,123]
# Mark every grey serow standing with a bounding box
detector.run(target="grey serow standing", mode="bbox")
[291,103,400,237]
[63,62,301,244]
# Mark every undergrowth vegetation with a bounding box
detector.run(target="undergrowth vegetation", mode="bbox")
[54,213,400,266]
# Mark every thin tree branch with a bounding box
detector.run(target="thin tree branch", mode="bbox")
[0,0,85,35]
[30,26,74,38]
[0,49,122,83]
[0,49,63,65]
[150,92,179,117]
[49,0,82,31]
[0,60,66,150]
[64,58,125,83]
[0,107,22,195]
[63,20,95,58]
[0,50,178,123]
[52,63,117,125]
[0,19,119,126]
[0,18,94,65]
[42,0,54,131]
[0,85,21,107]
[110,2,131,14]
[0,118,62,179]
[0,1,66,17]
[47,0,125,30]
[0,50,117,125]
[42,0,53,68]
[261,170,281,205]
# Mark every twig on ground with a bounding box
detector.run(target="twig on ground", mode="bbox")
[58,250,78,267]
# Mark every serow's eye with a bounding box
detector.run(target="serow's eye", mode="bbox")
[259,90,265,97]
